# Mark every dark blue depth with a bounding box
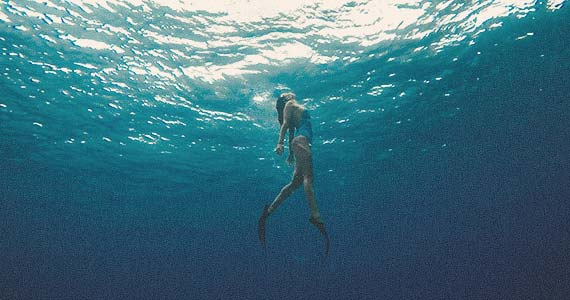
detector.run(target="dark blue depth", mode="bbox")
[1,3,569,300]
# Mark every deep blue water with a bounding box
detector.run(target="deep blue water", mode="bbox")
[1,1,569,299]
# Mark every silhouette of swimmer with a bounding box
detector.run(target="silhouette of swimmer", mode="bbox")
[258,92,330,258]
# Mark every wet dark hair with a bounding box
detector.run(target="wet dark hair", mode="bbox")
[276,92,295,125]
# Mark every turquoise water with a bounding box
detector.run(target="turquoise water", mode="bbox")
[1,1,569,299]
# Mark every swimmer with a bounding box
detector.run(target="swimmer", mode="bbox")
[258,92,330,258]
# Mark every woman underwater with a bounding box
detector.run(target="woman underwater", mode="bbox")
[258,92,330,258]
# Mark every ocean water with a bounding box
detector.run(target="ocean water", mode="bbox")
[1,0,569,299]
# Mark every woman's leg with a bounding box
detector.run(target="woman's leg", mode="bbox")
[259,159,302,247]
[303,172,321,222]
[292,137,328,257]
[267,164,303,215]
[302,159,322,222]
[292,137,322,222]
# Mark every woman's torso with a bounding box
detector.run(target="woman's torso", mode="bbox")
[288,102,307,129]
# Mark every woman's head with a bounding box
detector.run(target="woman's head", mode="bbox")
[276,92,296,125]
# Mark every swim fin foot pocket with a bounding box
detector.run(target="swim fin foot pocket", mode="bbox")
[258,205,270,249]
[309,217,330,259]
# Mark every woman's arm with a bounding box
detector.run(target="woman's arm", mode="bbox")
[277,102,293,144]
[275,103,293,155]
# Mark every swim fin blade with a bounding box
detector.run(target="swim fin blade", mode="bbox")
[258,205,270,249]
[310,218,330,259]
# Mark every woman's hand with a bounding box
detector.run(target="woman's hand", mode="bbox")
[275,143,284,155]
[286,154,295,166]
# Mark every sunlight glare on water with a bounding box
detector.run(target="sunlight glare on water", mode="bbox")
[0,0,566,182]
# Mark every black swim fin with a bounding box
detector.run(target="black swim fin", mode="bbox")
[310,217,330,259]
[258,205,270,249]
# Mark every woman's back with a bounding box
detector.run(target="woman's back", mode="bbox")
[286,102,306,129]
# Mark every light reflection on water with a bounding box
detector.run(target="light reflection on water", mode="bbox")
[0,0,566,181]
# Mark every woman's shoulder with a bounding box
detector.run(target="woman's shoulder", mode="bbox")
[285,101,304,110]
